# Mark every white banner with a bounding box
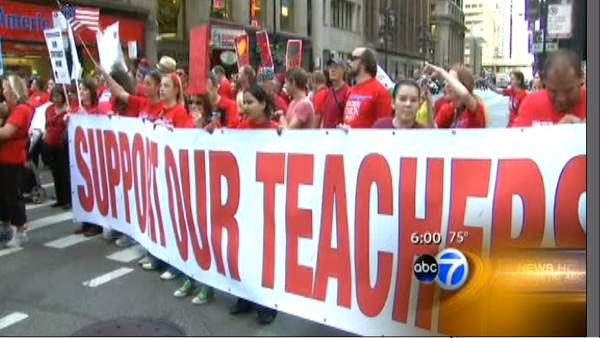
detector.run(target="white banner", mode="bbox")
[44,28,71,85]
[68,116,586,336]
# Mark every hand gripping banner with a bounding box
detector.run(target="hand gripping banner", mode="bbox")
[68,115,586,336]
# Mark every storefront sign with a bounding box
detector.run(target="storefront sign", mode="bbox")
[0,0,144,49]
[212,27,244,50]
[547,4,572,39]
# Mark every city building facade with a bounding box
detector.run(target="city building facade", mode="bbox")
[430,0,466,67]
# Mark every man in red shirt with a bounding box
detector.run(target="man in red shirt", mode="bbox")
[321,57,350,128]
[207,73,240,128]
[280,67,316,129]
[487,70,528,127]
[212,65,235,101]
[343,47,392,128]
[513,50,586,127]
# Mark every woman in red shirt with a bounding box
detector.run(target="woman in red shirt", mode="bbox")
[155,73,194,129]
[487,70,528,127]
[43,85,72,210]
[373,80,428,129]
[97,65,163,120]
[0,75,35,248]
[426,63,487,129]
[230,85,278,325]
[28,77,49,108]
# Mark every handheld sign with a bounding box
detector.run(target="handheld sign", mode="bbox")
[286,39,302,69]
[234,33,251,69]
[256,30,274,68]
[187,24,211,94]
[44,28,71,84]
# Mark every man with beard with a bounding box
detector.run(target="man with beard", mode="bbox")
[342,48,392,128]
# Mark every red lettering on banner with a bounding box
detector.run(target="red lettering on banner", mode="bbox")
[256,152,286,289]
[554,155,586,248]
[132,134,148,234]
[74,127,94,212]
[209,151,241,280]
[149,140,166,247]
[285,154,315,299]
[393,158,444,328]
[491,159,545,252]
[446,159,491,253]
[119,132,133,224]
[104,131,121,219]
[165,146,189,261]
[313,155,351,308]
[355,154,394,317]
[89,129,110,216]
[183,150,211,270]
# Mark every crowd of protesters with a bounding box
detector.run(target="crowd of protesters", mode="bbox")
[0,46,587,324]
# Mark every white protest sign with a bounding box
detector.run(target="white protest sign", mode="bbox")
[97,22,128,72]
[376,65,395,90]
[44,28,71,84]
[547,4,573,39]
[67,24,83,80]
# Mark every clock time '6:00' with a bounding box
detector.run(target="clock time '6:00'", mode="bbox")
[410,231,469,245]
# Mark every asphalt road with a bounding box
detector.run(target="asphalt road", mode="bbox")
[0,93,510,336]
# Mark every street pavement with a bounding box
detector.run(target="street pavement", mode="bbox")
[0,93,511,336]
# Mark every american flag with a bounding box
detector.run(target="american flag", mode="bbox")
[59,3,100,34]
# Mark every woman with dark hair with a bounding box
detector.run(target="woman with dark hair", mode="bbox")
[228,84,278,325]
[0,75,35,247]
[29,77,49,108]
[43,85,72,210]
[187,94,213,129]
[425,63,487,128]
[487,70,529,127]
[373,80,430,129]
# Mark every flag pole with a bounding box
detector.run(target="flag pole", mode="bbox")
[55,0,99,66]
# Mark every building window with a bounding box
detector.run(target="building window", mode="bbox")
[280,0,294,32]
[157,0,182,40]
[250,0,266,27]
[211,0,233,20]
[331,0,356,31]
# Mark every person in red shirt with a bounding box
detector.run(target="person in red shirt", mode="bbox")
[310,70,328,128]
[235,65,257,114]
[28,77,49,108]
[46,78,55,95]
[71,79,100,115]
[43,85,72,210]
[342,47,393,128]
[487,70,528,127]
[231,86,279,323]
[433,86,451,117]
[280,67,316,129]
[97,65,164,121]
[0,75,35,248]
[206,73,240,128]
[513,49,586,127]
[373,80,426,129]
[426,63,487,128]
[156,73,194,129]
[321,57,350,128]
[212,65,235,101]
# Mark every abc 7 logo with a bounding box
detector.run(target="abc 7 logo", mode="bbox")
[413,248,469,290]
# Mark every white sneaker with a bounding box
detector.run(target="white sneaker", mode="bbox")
[115,235,134,248]
[138,255,150,266]
[6,227,28,248]
[141,261,158,271]
[160,270,178,281]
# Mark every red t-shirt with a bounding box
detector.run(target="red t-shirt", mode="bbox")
[215,96,240,128]
[97,88,113,114]
[343,78,392,128]
[29,91,49,108]
[322,83,350,128]
[71,103,101,115]
[125,95,165,121]
[279,91,291,106]
[512,88,586,127]
[44,104,69,146]
[312,87,328,125]
[218,78,235,101]
[237,119,279,129]
[434,96,451,116]
[503,87,528,127]
[435,100,486,128]
[286,97,316,129]
[0,104,35,164]
[97,85,107,97]
[158,103,195,128]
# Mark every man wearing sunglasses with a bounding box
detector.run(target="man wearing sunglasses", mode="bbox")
[342,47,392,128]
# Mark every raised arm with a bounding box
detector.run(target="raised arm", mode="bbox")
[425,63,478,113]
[96,65,130,103]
